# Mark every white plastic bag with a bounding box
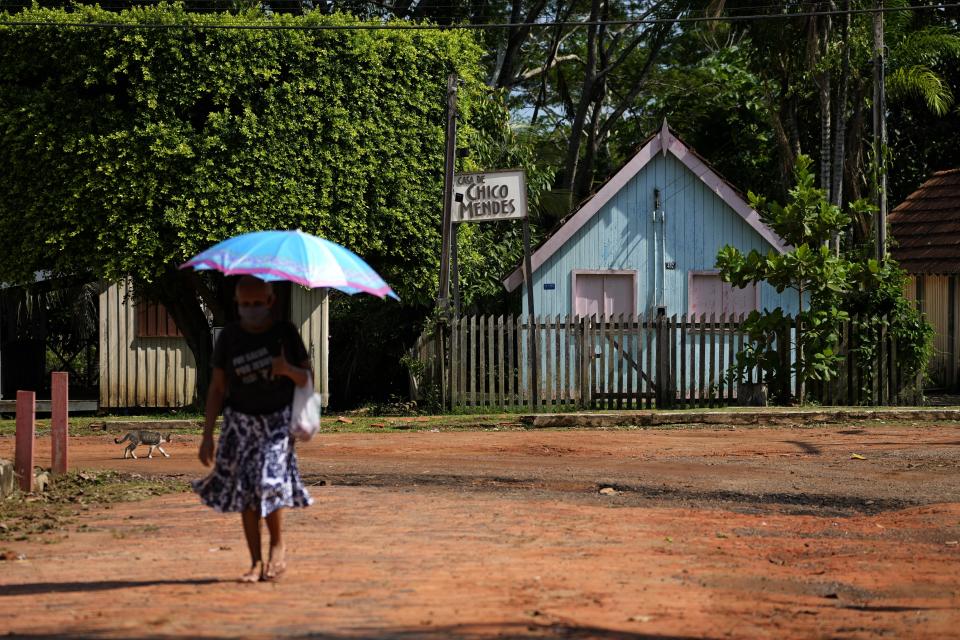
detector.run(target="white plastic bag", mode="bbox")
[290,374,322,441]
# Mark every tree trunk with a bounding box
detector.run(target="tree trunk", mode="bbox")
[574,95,604,200]
[830,1,851,254]
[561,0,602,200]
[818,72,832,198]
[812,8,832,200]
[846,83,869,209]
[492,0,550,89]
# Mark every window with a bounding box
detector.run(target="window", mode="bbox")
[688,272,758,317]
[572,272,636,317]
[136,301,182,338]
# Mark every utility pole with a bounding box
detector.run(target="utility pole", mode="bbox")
[872,0,887,261]
[437,72,458,310]
[436,72,458,409]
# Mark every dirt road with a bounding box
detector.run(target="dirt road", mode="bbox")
[2,423,959,639]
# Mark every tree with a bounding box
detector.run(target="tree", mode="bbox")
[722,1,960,230]
[717,154,931,404]
[0,6,501,406]
[716,155,856,403]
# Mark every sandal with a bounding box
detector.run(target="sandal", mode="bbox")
[239,561,264,583]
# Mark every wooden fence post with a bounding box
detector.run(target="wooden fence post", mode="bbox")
[655,314,664,408]
[51,372,69,475]
[15,390,35,492]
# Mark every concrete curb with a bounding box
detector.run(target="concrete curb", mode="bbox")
[521,408,960,429]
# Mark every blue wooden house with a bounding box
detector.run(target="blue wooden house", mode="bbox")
[503,122,799,319]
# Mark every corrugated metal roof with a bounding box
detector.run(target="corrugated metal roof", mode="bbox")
[889,168,960,274]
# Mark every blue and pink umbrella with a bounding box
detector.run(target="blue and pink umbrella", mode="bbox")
[181,230,399,300]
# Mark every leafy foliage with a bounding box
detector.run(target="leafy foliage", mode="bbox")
[0,6,492,305]
[0,6,541,405]
[843,251,933,398]
[717,156,847,401]
[718,154,931,403]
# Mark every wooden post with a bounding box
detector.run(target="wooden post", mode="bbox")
[668,314,678,409]
[655,313,664,408]
[589,315,597,409]
[554,315,562,408]
[469,315,477,407]
[949,276,957,391]
[717,313,726,404]
[15,390,35,492]
[451,224,460,316]
[506,315,515,406]
[51,372,69,475]
[543,316,553,408]
[564,314,572,407]
[726,315,735,404]
[698,314,707,407]
[679,314,687,407]
[479,315,487,407]
[522,218,538,410]
[498,315,506,410]
[527,315,537,408]
[460,315,468,409]
[626,315,635,409]
[708,313,717,407]
[437,72,458,308]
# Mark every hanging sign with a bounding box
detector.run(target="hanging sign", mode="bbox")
[452,169,528,223]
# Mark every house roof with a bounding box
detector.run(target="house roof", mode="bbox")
[502,120,788,292]
[888,168,960,274]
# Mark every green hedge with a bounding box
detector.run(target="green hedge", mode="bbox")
[0,6,487,305]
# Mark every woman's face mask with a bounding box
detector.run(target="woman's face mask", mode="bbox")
[237,300,272,326]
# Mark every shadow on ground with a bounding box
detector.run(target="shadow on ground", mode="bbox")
[6,625,712,640]
[0,578,221,596]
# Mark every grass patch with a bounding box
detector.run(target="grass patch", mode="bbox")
[0,411,205,437]
[0,470,188,543]
[317,414,525,433]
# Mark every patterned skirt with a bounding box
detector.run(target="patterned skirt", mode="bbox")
[192,405,313,517]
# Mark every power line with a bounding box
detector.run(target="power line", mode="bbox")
[1,1,958,30]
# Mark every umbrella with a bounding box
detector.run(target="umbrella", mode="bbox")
[180,230,399,300]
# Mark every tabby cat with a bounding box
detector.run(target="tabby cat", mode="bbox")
[115,430,173,459]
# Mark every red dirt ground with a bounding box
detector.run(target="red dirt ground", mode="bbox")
[2,423,960,639]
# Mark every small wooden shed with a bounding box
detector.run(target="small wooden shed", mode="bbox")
[503,121,800,318]
[99,280,329,409]
[889,168,960,390]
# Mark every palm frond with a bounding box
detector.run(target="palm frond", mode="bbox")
[887,65,954,115]
[893,26,960,67]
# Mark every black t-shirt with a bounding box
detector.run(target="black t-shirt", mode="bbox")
[212,320,310,415]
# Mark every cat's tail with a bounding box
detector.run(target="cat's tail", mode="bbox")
[114,433,131,444]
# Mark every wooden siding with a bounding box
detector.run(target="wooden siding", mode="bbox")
[290,287,330,406]
[525,153,799,317]
[906,274,959,389]
[99,280,196,408]
[100,281,329,409]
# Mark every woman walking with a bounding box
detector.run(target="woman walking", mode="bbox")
[193,275,313,582]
